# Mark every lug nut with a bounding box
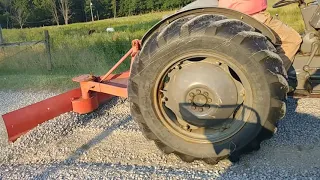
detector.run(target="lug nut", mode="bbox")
[208,98,212,103]
[162,97,168,102]
[198,107,204,112]
[188,99,192,103]
[196,89,201,94]
[189,92,195,97]
[192,105,197,110]
[204,92,209,97]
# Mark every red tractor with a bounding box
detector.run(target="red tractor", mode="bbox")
[1,0,319,164]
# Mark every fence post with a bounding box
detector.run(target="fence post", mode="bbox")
[44,30,52,70]
[0,25,4,45]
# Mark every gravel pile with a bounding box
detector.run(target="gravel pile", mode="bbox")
[0,91,320,179]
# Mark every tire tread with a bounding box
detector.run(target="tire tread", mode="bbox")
[129,14,288,164]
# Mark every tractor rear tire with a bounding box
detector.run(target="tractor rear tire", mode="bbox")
[128,14,288,163]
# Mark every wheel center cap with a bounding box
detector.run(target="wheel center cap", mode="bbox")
[193,94,207,107]
[163,61,239,126]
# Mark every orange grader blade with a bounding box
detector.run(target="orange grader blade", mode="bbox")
[0,89,114,144]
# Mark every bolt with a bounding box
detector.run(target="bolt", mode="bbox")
[161,97,168,102]
[204,92,209,97]
[192,105,197,110]
[198,107,204,112]
[189,92,195,97]
[196,89,201,94]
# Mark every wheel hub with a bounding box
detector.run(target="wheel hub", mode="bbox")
[190,89,210,107]
[193,94,207,106]
[162,60,240,127]
[188,88,213,114]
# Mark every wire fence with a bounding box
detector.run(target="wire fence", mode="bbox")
[0,26,52,71]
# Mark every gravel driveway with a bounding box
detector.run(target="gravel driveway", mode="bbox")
[0,90,320,179]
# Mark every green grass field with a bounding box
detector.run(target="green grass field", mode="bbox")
[0,11,171,90]
[0,1,306,91]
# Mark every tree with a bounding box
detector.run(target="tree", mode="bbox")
[0,0,195,28]
[58,0,71,25]
[0,0,12,28]
[111,0,116,18]
[84,0,112,21]
[12,0,30,29]
[34,0,60,25]
[146,0,154,12]
[46,0,60,25]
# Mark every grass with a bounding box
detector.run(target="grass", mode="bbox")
[0,1,307,91]
[0,11,171,91]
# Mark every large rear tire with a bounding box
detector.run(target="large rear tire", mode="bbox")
[128,14,288,163]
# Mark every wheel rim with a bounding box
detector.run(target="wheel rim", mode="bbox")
[153,52,253,143]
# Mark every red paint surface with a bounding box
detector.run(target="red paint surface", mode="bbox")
[2,89,81,141]
[2,89,114,142]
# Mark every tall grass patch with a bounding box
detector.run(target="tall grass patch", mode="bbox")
[0,12,170,90]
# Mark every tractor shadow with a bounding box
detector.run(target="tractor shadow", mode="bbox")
[31,116,133,179]
[219,97,320,177]
[30,97,132,179]
[30,97,320,179]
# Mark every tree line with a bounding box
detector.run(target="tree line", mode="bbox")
[0,0,193,29]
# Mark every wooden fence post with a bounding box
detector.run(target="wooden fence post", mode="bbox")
[44,30,52,70]
[0,25,4,45]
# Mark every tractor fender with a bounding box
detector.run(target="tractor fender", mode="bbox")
[178,0,219,12]
[141,7,277,45]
